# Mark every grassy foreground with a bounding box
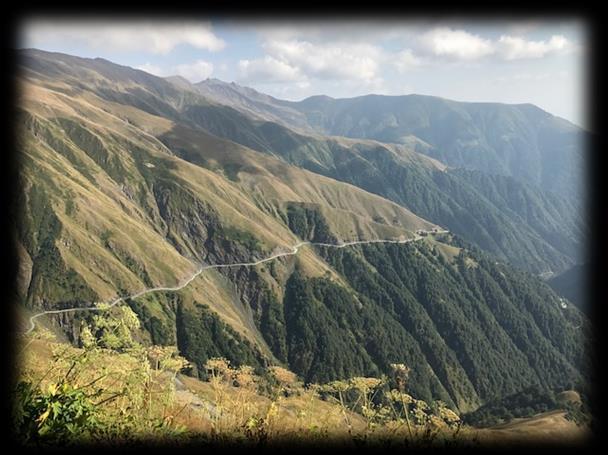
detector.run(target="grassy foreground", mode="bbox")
[11,307,589,448]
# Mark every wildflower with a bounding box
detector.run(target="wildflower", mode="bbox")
[412,406,429,425]
[322,380,349,393]
[268,366,298,385]
[390,363,410,392]
[437,404,460,426]
[80,324,96,349]
[234,365,255,388]
[388,389,413,404]
[147,345,165,369]
[361,405,376,419]
[427,414,446,429]
[349,377,383,393]
[205,357,233,381]
[414,399,430,411]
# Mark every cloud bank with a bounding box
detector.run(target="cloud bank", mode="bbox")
[24,20,225,54]
[233,26,574,89]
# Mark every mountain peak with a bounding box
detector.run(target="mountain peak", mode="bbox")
[302,94,334,102]
[196,77,233,87]
[165,75,190,83]
[164,75,193,89]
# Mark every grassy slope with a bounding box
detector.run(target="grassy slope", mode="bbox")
[172,92,583,274]
[16,51,588,417]
[18,335,589,446]
[17,71,434,355]
[23,50,584,276]
[477,410,590,446]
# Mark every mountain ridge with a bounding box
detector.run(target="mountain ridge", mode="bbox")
[165,76,586,274]
[190,73,585,205]
[15,48,589,414]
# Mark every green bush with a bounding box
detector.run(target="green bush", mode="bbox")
[13,380,100,445]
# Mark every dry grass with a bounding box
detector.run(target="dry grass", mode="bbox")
[16,332,586,448]
[423,235,462,264]
[19,73,439,348]
[475,410,591,446]
[176,373,368,437]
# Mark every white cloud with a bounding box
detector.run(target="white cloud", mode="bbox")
[419,27,494,60]
[236,38,388,92]
[235,37,389,96]
[235,37,387,88]
[497,34,570,60]
[263,39,383,82]
[234,26,578,103]
[24,20,225,54]
[237,56,302,83]
[174,60,214,82]
[394,49,424,73]
[296,80,311,89]
[414,27,575,63]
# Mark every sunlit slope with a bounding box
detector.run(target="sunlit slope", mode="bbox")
[17,70,435,348]
[193,77,314,134]
[156,123,436,237]
[193,77,586,204]
[183,77,585,274]
[16,50,589,414]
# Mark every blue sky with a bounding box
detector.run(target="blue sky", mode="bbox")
[20,18,587,128]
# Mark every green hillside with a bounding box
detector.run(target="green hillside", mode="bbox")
[194,79,586,202]
[548,264,590,314]
[15,49,589,423]
[280,94,586,202]
[171,97,584,274]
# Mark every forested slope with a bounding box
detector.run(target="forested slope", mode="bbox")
[16,49,589,416]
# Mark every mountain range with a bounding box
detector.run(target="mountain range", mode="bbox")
[15,49,589,414]
[181,76,588,275]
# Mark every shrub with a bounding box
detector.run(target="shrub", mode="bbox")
[12,380,100,445]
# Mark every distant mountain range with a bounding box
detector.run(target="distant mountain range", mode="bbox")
[195,77,586,201]
[15,49,589,413]
[172,76,588,275]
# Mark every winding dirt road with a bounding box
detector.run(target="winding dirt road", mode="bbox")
[22,230,449,335]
